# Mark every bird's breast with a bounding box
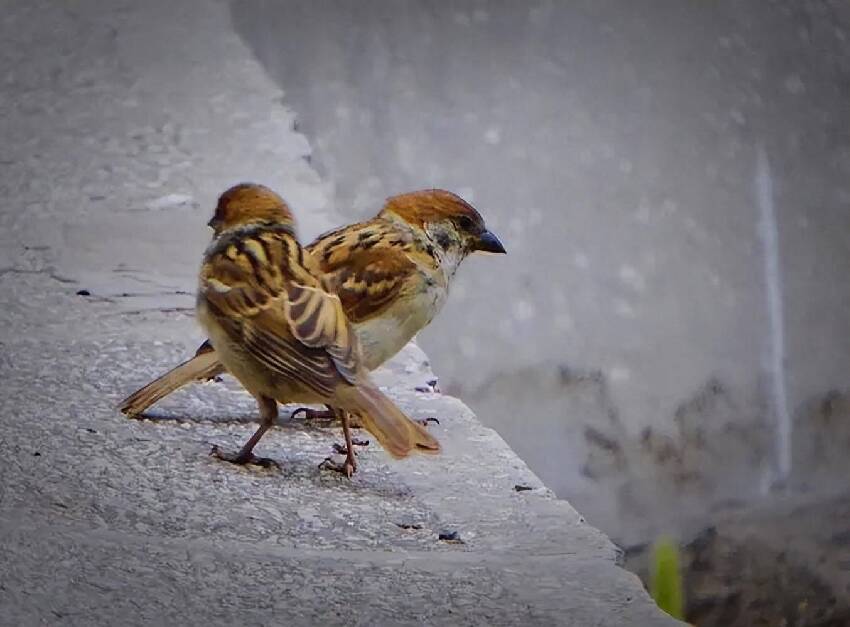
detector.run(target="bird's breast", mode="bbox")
[353,279,448,371]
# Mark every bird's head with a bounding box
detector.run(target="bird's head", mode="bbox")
[207,183,296,236]
[380,189,505,262]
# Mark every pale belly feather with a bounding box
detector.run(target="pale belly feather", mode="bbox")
[354,280,448,371]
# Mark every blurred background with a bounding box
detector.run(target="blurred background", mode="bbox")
[230,1,850,623]
[5,0,848,624]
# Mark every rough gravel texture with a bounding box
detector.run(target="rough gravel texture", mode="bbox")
[0,1,678,625]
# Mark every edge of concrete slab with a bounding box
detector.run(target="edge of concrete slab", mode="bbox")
[0,0,680,623]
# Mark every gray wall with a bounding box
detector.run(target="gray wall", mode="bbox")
[230,0,850,532]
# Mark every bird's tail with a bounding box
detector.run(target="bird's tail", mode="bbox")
[342,383,441,459]
[118,343,226,416]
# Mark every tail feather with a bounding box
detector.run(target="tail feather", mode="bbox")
[118,346,226,416]
[343,384,441,459]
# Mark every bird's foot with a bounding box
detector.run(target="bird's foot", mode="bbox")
[332,438,369,456]
[319,455,357,478]
[416,417,440,427]
[210,445,280,469]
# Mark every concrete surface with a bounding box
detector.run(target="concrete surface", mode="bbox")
[0,1,677,624]
[230,0,850,525]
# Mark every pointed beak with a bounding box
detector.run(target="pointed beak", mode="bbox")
[474,229,506,254]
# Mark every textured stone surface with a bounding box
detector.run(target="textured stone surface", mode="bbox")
[0,1,677,624]
[0,278,677,626]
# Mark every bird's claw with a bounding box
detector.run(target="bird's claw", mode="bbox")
[416,417,440,426]
[319,456,357,478]
[210,445,280,470]
[331,437,370,456]
[332,442,354,455]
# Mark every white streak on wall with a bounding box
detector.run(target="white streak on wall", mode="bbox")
[756,144,791,485]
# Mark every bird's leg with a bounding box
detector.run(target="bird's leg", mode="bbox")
[320,409,358,478]
[290,404,336,423]
[211,395,280,469]
[339,409,358,477]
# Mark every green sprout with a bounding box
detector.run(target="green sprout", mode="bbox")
[650,536,684,620]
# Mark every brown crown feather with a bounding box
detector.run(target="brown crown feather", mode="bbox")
[210,183,295,232]
[379,189,484,230]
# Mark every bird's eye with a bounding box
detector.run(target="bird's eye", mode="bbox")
[458,216,474,231]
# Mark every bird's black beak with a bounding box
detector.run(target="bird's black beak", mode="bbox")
[474,229,506,254]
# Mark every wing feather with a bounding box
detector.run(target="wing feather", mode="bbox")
[200,228,361,397]
[308,221,419,323]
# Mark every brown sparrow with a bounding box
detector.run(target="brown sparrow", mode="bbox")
[196,183,440,475]
[119,188,505,423]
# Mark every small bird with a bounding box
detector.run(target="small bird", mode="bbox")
[120,188,505,429]
[195,183,441,476]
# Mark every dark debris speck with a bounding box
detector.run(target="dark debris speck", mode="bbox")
[76,289,91,296]
[514,484,534,492]
[332,443,356,455]
[414,378,441,393]
[438,530,464,543]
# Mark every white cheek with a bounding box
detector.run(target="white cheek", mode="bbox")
[424,225,465,278]
[437,247,465,278]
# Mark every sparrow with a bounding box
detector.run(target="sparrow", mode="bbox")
[119,188,505,427]
[196,183,441,476]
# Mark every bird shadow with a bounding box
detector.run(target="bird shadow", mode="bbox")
[126,408,338,432]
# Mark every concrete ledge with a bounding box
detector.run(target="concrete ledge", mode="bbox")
[0,275,676,625]
[0,1,678,623]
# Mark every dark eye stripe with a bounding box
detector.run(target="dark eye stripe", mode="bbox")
[458,215,475,230]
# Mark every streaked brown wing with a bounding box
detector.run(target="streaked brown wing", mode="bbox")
[283,281,359,384]
[240,307,342,397]
[333,252,417,322]
[200,229,361,397]
[308,223,419,323]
